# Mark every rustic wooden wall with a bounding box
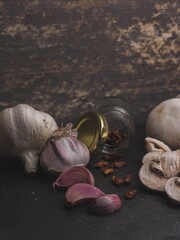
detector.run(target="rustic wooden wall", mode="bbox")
[0,0,179,124]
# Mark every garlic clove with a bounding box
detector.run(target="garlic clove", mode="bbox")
[53,166,95,190]
[65,183,105,206]
[89,194,121,215]
[145,137,171,152]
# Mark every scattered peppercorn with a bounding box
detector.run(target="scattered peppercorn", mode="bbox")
[125,189,137,199]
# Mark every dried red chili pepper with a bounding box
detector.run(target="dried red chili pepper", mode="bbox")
[102,153,122,161]
[123,174,131,184]
[111,161,127,168]
[112,176,123,186]
[125,189,137,199]
[102,167,114,176]
[94,161,109,168]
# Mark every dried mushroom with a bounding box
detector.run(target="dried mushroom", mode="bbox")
[142,150,180,178]
[165,177,180,204]
[139,161,167,192]
[159,151,180,178]
[145,137,171,152]
[142,151,163,164]
[139,139,180,195]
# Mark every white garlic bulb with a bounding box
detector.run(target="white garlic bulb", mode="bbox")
[0,104,58,174]
[146,96,180,149]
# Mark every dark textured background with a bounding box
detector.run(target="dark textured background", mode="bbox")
[0,1,180,240]
[0,0,179,125]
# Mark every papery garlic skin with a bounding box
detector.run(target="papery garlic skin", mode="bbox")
[146,97,180,149]
[40,126,90,174]
[0,104,58,174]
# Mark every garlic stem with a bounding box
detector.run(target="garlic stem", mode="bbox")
[20,150,39,175]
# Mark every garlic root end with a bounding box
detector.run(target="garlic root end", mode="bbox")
[19,150,39,175]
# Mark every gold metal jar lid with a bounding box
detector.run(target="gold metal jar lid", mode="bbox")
[75,111,108,153]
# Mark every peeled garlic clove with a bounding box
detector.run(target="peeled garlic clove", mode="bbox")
[53,166,95,190]
[165,177,180,204]
[139,162,167,192]
[65,183,105,206]
[40,134,90,174]
[89,194,121,215]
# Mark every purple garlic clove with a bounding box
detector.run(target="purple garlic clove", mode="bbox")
[65,183,105,206]
[53,166,95,190]
[89,194,121,215]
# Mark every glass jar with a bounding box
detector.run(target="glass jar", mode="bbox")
[75,97,135,154]
[95,97,135,153]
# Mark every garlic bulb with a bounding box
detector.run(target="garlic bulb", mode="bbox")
[40,123,90,174]
[146,96,180,149]
[0,104,58,174]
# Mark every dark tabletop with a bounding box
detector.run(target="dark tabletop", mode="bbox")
[1,124,180,240]
[0,0,180,240]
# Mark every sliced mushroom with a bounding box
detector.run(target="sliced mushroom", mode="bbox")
[145,137,171,152]
[142,151,162,164]
[160,151,180,178]
[165,177,180,204]
[142,150,180,177]
[139,162,167,192]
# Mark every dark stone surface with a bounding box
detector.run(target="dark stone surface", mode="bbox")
[0,1,180,240]
[0,124,180,240]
